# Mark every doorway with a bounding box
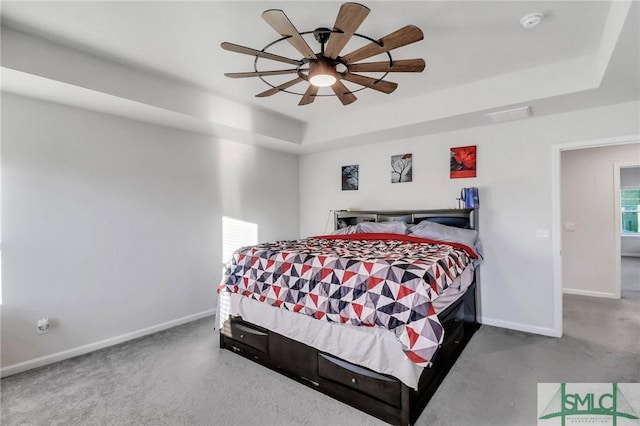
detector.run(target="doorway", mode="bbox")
[617,165,640,299]
[551,134,639,337]
[555,138,639,352]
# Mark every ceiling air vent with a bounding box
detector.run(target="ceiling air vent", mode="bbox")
[487,106,531,123]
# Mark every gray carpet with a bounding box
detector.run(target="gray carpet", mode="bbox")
[622,256,640,292]
[2,274,639,425]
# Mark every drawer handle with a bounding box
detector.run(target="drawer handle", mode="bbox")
[240,334,245,339]
[351,378,357,384]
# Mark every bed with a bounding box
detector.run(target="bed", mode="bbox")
[217,209,481,426]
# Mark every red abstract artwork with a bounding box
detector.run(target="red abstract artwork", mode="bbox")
[450,145,477,179]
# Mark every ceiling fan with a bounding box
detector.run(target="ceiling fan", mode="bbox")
[221,2,426,106]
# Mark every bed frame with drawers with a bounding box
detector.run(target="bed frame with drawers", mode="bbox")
[219,209,480,426]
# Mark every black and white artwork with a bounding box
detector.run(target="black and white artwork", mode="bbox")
[342,165,359,190]
[391,153,413,183]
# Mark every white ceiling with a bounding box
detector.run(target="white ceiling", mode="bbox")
[1,1,639,153]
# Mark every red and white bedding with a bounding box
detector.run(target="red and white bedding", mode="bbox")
[219,233,477,366]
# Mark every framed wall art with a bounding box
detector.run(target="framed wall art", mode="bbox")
[450,145,477,179]
[342,165,359,190]
[391,153,412,183]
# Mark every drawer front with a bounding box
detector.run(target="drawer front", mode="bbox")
[441,319,464,359]
[318,353,401,408]
[441,300,465,334]
[225,338,270,364]
[227,320,269,353]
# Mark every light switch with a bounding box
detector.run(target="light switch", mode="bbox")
[536,229,551,240]
[564,222,576,232]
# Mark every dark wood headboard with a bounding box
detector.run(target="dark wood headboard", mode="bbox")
[334,208,477,231]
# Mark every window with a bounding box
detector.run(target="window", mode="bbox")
[222,216,258,264]
[219,216,258,329]
[621,188,640,233]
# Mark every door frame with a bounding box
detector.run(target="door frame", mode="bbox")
[551,133,639,337]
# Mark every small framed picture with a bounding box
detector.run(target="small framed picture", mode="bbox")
[450,145,477,179]
[391,153,412,183]
[342,165,359,190]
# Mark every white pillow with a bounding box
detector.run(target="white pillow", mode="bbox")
[356,221,408,234]
[409,220,478,251]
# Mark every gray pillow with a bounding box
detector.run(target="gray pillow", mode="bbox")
[356,221,408,234]
[409,220,479,252]
[331,225,358,235]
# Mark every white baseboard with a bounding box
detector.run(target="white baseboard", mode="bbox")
[0,308,216,378]
[562,288,618,298]
[480,316,558,337]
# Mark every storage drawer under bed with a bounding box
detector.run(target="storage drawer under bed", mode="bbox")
[438,299,466,361]
[317,353,402,408]
[222,318,269,353]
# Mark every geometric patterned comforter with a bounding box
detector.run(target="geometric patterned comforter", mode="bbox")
[218,233,476,366]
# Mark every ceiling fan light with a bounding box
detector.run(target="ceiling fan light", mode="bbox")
[309,73,337,87]
[309,60,337,87]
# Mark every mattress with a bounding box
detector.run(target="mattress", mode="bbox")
[218,263,474,389]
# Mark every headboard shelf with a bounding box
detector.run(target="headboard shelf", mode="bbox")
[334,208,477,230]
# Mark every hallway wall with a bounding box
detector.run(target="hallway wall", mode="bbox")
[561,142,640,297]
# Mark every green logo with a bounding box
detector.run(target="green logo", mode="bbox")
[539,383,639,425]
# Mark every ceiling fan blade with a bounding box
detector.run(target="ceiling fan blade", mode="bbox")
[221,42,303,66]
[262,9,317,60]
[224,69,300,78]
[341,25,424,64]
[331,80,357,105]
[342,73,397,94]
[348,58,425,73]
[299,84,319,105]
[256,77,305,97]
[324,2,370,59]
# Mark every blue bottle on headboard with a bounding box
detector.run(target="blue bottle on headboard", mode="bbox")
[461,187,479,209]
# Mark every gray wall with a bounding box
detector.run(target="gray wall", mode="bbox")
[299,101,640,335]
[1,94,299,369]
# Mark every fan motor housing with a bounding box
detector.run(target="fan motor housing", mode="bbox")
[313,27,332,45]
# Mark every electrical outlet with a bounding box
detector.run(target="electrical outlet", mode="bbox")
[37,318,50,335]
